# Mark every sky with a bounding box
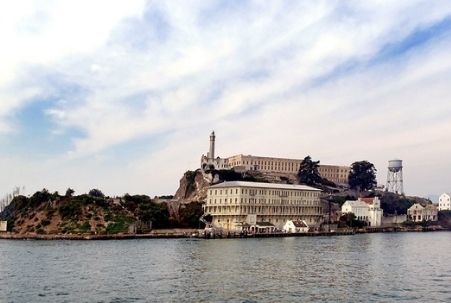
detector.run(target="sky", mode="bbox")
[1,0,451,200]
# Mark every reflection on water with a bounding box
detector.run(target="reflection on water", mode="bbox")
[1,233,451,302]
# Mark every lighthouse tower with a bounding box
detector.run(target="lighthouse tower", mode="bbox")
[208,131,215,161]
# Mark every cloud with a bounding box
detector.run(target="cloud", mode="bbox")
[1,1,451,197]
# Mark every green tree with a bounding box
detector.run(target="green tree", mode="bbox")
[179,202,204,228]
[136,202,170,228]
[297,156,322,186]
[65,188,75,197]
[338,213,366,228]
[379,192,413,215]
[88,189,104,198]
[30,189,52,207]
[348,161,377,192]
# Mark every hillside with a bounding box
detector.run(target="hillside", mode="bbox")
[0,189,202,235]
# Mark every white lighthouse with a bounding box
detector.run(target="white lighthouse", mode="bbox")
[208,131,215,161]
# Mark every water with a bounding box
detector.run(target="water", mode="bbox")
[1,232,451,303]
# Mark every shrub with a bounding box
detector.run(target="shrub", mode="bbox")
[59,201,82,219]
[179,202,204,228]
[79,221,91,233]
[88,189,104,198]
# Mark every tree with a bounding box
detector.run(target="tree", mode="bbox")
[30,189,51,207]
[179,202,204,228]
[88,189,104,198]
[297,156,322,186]
[348,161,377,192]
[379,192,413,215]
[338,213,367,228]
[65,188,75,197]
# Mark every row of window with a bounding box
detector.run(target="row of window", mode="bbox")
[215,216,320,224]
[209,188,319,197]
[205,206,322,215]
[207,197,319,206]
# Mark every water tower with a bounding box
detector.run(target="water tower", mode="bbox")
[386,159,404,195]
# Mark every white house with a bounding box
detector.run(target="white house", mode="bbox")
[341,197,383,227]
[438,193,451,211]
[283,220,309,233]
[407,203,438,222]
[0,221,7,232]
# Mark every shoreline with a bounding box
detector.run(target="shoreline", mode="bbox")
[0,226,448,240]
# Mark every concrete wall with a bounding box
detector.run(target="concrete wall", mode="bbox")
[382,215,407,225]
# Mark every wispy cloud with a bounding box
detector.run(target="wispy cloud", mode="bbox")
[1,0,451,197]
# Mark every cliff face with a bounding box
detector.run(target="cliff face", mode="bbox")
[174,169,211,204]
[173,169,302,205]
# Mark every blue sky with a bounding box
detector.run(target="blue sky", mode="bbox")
[1,0,451,199]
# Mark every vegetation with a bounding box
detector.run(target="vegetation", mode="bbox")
[65,188,75,197]
[1,186,212,235]
[88,189,105,198]
[297,156,322,186]
[338,213,367,228]
[59,200,82,219]
[379,192,414,215]
[179,202,205,228]
[211,169,260,183]
[348,161,377,192]
[438,210,451,229]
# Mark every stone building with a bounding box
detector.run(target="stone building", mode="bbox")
[407,203,438,222]
[438,193,451,211]
[204,181,323,232]
[341,197,383,227]
[200,131,350,184]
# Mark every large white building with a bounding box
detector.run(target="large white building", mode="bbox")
[204,181,323,232]
[341,197,383,227]
[200,131,351,185]
[438,193,451,211]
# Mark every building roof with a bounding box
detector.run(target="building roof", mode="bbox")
[209,181,321,191]
[408,203,424,210]
[424,204,438,210]
[359,197,375,204]
[227,154,349,168]
[292,220,308,228]
[358,197,380,205]
[343,200,368,208]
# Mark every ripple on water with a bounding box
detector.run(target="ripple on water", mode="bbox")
[1,233,451,302]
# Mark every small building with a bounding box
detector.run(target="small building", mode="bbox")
[0,221,7,232]
[407,203,438,222]
[283,220,309,233]
[438,193,451,211]
[341,197,383,227]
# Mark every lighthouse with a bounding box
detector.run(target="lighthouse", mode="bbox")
[208,131,215,161]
